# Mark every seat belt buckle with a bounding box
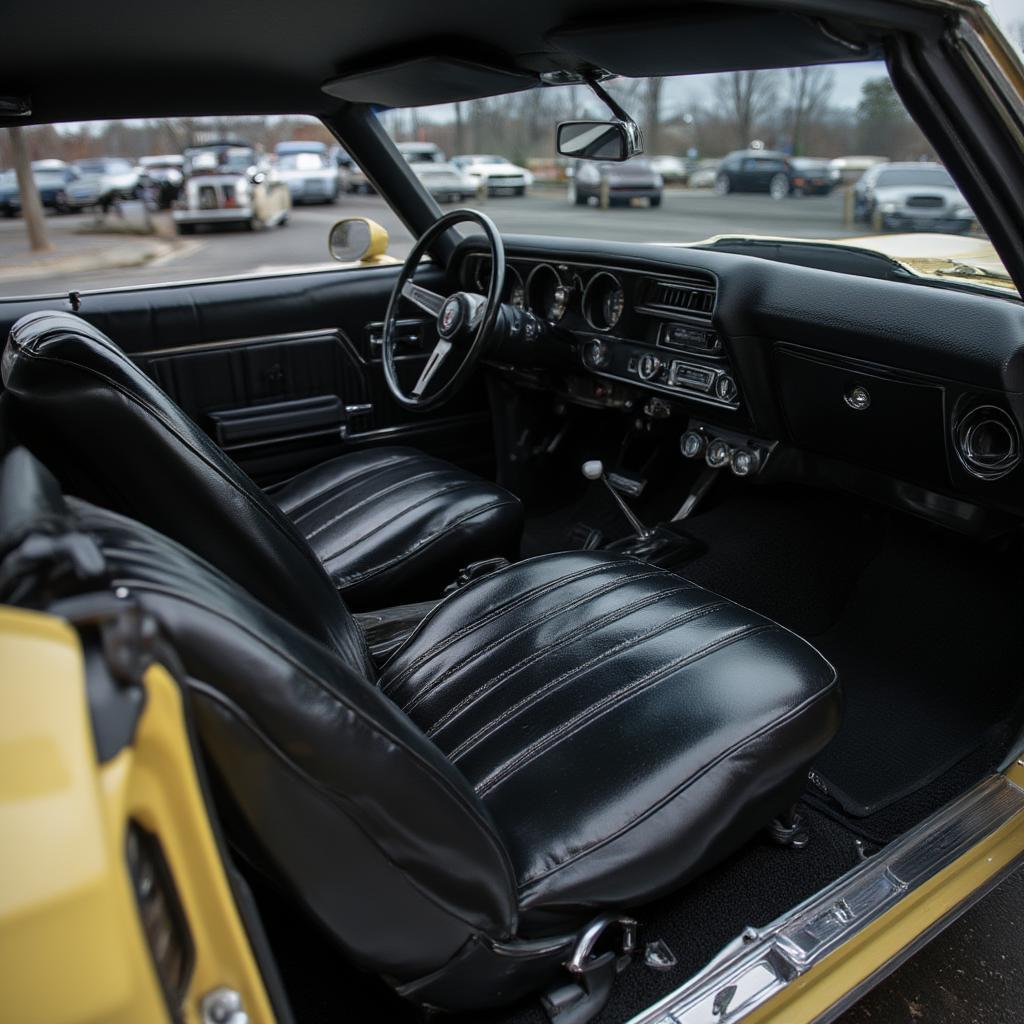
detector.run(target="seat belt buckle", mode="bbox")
[442,557,510,595]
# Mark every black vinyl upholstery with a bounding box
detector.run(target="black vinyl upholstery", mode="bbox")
[0,448,841,1010]
[270,446,521,607]
[2,310,522,612]
[382,552,840,928]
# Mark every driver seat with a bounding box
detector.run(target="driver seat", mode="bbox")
[2,311,522,613]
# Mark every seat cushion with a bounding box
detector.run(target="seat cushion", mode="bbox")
[270,446,522,610]
[381,551,840,926]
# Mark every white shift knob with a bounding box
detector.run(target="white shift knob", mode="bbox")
[582,460,604,481]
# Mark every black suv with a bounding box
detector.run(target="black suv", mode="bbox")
[714,149,791,199]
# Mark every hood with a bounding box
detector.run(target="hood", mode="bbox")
[873,184,963,202]
[657,232,1017,296]
[278,165,335,180]
[598,163,660,185]
[465,161,525,174]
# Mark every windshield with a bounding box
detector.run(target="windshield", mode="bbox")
[874,167,954,188]
[279,152,328,170]
[378,60,1012,295]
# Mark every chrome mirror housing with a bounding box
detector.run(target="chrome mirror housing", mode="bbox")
[556,120,642,162]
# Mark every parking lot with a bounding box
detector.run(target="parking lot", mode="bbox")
[0,187,859,297]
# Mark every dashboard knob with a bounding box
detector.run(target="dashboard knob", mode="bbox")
[680,430,706,459]
[637,353,663,381]
[730,447,761,477]
[705,438,732,469]
[714,374,737,402]
[583,338,611,369]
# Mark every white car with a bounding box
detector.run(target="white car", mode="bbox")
[173,142,290,232]
[276,150,339,205]
[452,154,533,196]
[70,157,138,209]
[396,143,475,202]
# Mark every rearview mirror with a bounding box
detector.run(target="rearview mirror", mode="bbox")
[556,120,642,162]
[328,217,391,264]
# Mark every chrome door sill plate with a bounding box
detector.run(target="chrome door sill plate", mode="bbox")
[628,773,1024,1024]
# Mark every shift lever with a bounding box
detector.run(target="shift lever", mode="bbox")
[582,460,655,541]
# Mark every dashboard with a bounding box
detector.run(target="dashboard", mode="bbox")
[461,251,742,412]
[454,234,1024,529]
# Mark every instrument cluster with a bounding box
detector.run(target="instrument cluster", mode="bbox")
[460,251,740,411]
[462,253,625,330]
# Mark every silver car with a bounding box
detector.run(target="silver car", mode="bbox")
[853,162,975,233]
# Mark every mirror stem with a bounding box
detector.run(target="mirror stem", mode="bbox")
[583,75,645,154]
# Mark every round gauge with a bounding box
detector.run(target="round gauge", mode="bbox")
[472,255,492,294]
[507,266,525,309]
[526,264,567,322]
[583,272,626,331]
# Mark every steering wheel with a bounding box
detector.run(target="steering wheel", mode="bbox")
[382,208,505,410]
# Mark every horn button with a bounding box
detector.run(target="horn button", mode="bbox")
[438,294,468,339]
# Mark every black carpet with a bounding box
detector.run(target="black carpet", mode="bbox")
[677,490,1024,818]
[808,530,1024,816]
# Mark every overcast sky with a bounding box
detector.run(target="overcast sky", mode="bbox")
[657,0,1023,114]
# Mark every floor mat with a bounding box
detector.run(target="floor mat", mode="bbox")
[680,492,1024,818]
[808,530,1024,816]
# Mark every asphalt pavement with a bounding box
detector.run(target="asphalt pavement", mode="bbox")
[0,187,858,298]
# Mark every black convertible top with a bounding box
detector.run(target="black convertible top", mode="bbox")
[0,0,953,125]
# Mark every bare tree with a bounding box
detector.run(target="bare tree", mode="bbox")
[641,77,665,153]
[712,71,778,148]
[453,103,466,153]
[786,66,834,155]
[6,127,50,253]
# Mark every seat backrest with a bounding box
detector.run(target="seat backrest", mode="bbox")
[0,447,517,983]
[2,310,369,672]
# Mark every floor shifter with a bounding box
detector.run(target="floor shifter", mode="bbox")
[581,460,697,562]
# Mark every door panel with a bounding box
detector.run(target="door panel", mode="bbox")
[0,264,495,484]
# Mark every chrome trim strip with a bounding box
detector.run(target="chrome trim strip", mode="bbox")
[627,773,1024,1024]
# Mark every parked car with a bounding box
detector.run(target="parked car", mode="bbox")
[274,144,339,204]
[172,141,290,233]
[135,154,185,209]
[829,154,889,183]
[714,149,792,198]
[71,157,139,211]
[344,162,373,193]
[452,154,533,196]
[649,154,689,184]
[0,162,95,216]
[395,140,446,164]
[686,158,721,188]
[787,157,835,196]
[853,161,975,233]
[328,144,353,169]
[397,142,475,202]
[571,158,664,206]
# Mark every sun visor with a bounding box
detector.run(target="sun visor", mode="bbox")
[547,8,879,77]
[323,56,536,107]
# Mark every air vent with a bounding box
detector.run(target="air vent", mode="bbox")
[637,272,717,320]
[954,404,1021,481]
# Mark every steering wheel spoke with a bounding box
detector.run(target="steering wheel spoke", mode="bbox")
[412,339,453,397]
[401,280,446,317]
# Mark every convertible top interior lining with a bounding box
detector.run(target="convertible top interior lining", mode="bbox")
[0,0,944,124]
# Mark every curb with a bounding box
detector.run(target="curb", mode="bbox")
[0,237,187,283]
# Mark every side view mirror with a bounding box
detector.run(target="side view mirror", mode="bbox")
[556,119,643,162]
[328,217,391,264]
